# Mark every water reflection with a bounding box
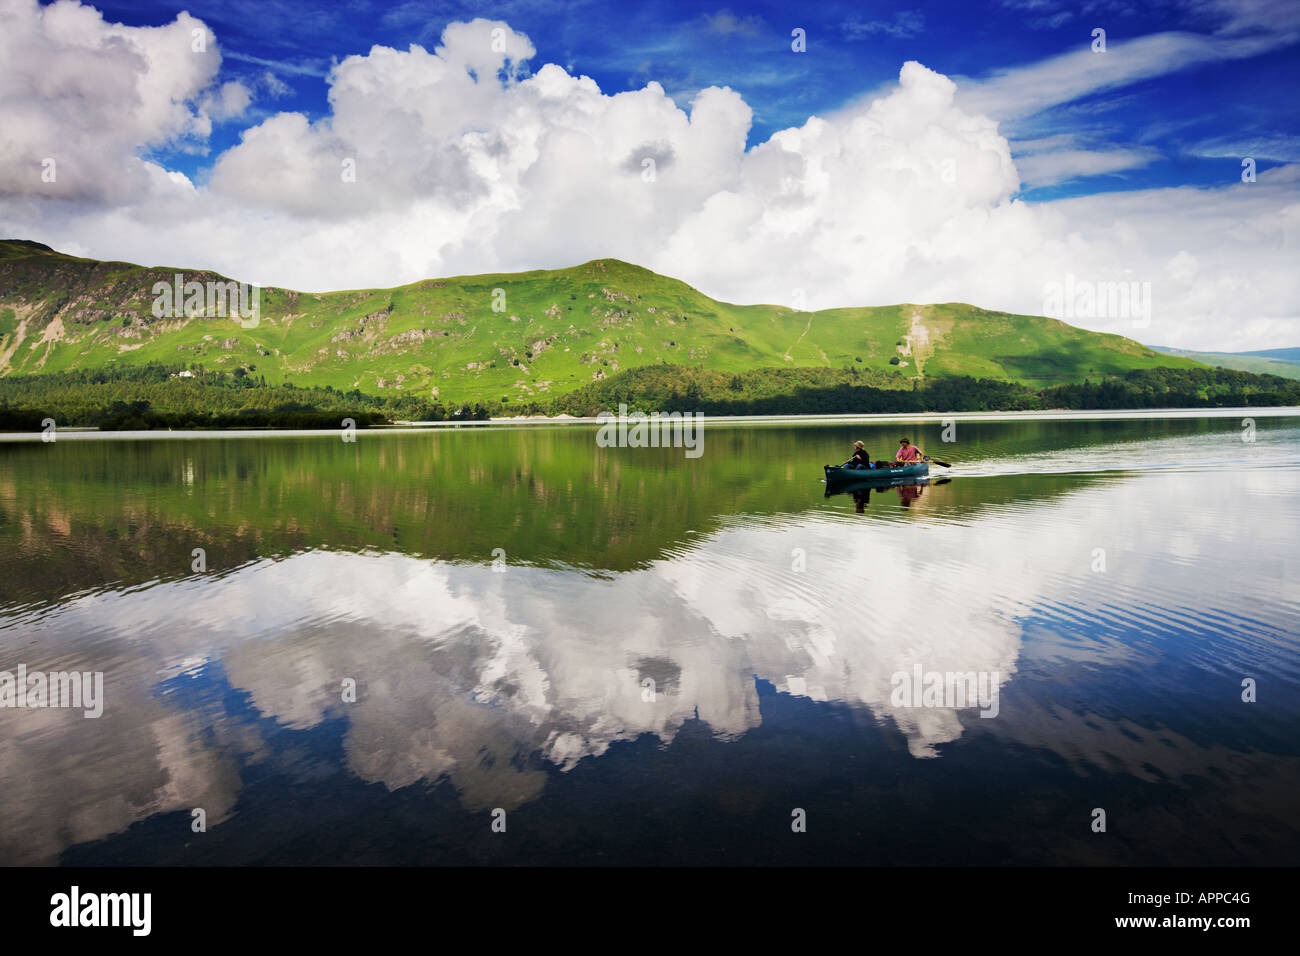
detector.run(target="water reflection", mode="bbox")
[0,418,1297,864]
[825,476,952,512]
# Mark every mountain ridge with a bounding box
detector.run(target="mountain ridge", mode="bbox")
[0,239,1206,403]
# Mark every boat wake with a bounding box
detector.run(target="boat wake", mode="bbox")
[932,427,1300,480]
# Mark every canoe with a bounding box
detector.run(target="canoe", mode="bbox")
[824,462,929,486]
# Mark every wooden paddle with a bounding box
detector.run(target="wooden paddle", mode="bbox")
[924,456,952,468]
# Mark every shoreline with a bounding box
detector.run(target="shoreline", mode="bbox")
[471,406,1300,427]
[1,406,1297,441]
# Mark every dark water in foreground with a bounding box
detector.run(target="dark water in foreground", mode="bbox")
[0,415,1297,865]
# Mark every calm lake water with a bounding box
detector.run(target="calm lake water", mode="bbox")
[1,414,1297,865]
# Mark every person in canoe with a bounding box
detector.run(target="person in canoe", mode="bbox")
[840,441,873,470]
[894,437,924,464]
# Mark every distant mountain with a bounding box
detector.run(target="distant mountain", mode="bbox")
[0,239,1205,403]
[1236,347,1300,362]
[1150,345,1300,381]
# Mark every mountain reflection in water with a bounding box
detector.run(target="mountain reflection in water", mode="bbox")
[0,416,1297,865]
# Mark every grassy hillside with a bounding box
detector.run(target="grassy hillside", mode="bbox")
[0,240,1208,405]
[1151,345,1300,381]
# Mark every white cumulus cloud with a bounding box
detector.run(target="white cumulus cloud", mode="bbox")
[0,0,227,201]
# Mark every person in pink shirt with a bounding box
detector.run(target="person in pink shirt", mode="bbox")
[894,438,923,463]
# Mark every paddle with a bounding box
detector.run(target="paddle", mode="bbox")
[924,456,952,468]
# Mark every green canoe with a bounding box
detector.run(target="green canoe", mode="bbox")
[824,462,930,487]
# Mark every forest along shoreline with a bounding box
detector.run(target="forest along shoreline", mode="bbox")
[2,362,1300,431]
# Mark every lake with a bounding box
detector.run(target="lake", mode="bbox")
[1,413,1297,865]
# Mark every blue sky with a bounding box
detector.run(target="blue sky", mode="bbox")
[94,0,1299,202]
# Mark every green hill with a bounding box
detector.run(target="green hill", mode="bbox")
[0,238,1205,404]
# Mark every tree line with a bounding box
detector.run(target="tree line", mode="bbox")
[533,363,1300,416]
[0,363,493,429]
[1,361,1296,430]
